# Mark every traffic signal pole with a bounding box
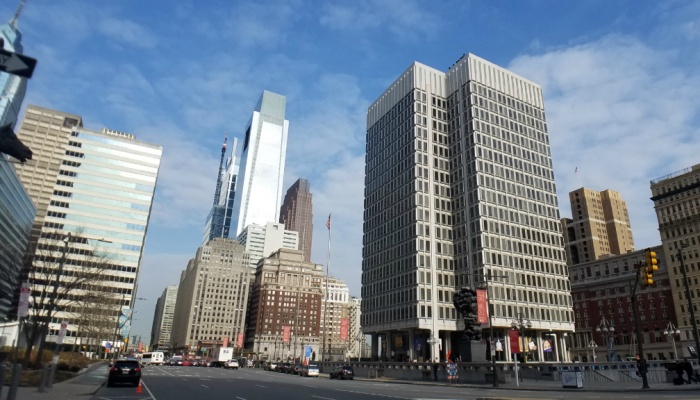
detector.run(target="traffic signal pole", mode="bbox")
[631,254,652,390]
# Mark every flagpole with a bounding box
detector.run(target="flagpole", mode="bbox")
[575,167,582,188]
[321,212,332,362]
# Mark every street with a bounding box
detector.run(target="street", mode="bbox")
[88,365,700,400]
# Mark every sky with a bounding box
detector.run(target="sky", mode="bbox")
[4,0,700,344]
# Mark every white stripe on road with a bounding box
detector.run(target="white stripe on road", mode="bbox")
[311,396,336,400]
[236,397,247,400]
[141,380,157,400]
[201,384,209,388]
[256,384,267,388]
[335,389,409,399]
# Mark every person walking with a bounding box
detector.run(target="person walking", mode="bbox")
[682,358,698,384]
[432,358,439,381]
[675,361,686,385]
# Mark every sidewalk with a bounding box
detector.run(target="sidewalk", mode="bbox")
[14,362,107,400]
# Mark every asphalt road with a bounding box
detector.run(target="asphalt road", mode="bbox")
[89,365,700,400]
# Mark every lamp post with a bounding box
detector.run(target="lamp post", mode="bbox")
[426,333,438,361]
[596,317,616,361]
[663,322,681,360]
[510,313,532,387]
[677,242,700,360]
[475,272,509,387]
[587,340,598,362]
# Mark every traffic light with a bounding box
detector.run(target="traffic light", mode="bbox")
[642,249,658,287]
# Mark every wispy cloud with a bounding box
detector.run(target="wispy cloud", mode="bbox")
[98,19,159,49]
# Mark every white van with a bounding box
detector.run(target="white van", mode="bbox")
[141,352,165,366]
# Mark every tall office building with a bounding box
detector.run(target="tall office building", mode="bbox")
[650,163,700,355]
[150,285,178,351]
[0,4,27,129]
[361,54,573,361]
[320,277,350,361]
[170,238,250,354]
[203,139,239,245]
[0,153,35,321]
[562,188,634,265]
[14,105,162,343]
[237,221,298,273]
[280,178,313,262]
[347,297,367,359]
[230,91,289,236]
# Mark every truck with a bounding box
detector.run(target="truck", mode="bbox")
[211,347,234,367]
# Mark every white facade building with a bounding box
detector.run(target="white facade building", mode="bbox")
[230,91,289,237]
[361,54,573,362]
[150,285,178,350]
[320,277,350,361]
[237,222,299,273]
[347,296,367,359]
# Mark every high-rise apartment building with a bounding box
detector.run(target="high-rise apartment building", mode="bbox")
[170,238,250,354]
[0,154,35,321]
[237,222,298,274]
[150,285,178,351]
[203,139,239,245]
[562,188,634,265]
[321,277,350,361]
[245,248,324,361]
[362,54,573,362]
[650,163,700,356]
[280,178,313,262]
[230,91,289,237]
[0,5,27,129]
[14,105,162,344]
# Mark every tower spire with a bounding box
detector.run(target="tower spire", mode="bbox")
[212,130,227,206]
[9,0,26,27]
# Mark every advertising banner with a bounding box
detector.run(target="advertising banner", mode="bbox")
[414,337,423,351]
[237,332,244,347]
[283,326,290,343]
[305,345,313,358]
[543,336,553,352]
[138,342,143,352]
[56,320,68,345]
[476,289,488,323]
[509,329,520,353]
[223,336,229,347]
[119,309,133,338]
[340,318,349,341]
[18,282,30,317]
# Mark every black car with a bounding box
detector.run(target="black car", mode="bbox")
[279,362,291,373]
[329,365,354,380]
[108,360,141,387]
[292,364,304,375]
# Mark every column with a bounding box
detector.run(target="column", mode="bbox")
[431,329,440,362]
[371,333,379,361]
[386,331,393,361]
[537,334,544,362]
[408,329,415,361]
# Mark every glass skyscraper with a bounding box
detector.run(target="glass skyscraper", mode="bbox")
[0,10,27,129]
[203,139,239,245]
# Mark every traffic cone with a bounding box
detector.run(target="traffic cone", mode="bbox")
[136,379,142,394]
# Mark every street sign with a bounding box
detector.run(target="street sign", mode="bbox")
[305,346,313,358]
[0,49,37,78]
[18,282,30,317]
[447,362,457,379]
[56,320,68,344]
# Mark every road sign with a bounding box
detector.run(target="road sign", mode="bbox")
[18,282,30,317]
[56,320,68,345]
[447,362,457,379]
[305,346,312,358]
[0,49,37,78]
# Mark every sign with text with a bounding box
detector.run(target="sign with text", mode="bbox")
[56,320,68,345]
[18,282,30,317]
[340,318,349,341]
[509,329,520,353]
[283,326,290,343]
[476,289,488,323]
[237,332,244,348]
[305,345,313,358]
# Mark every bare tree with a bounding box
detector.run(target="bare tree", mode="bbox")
[0,223,31,322]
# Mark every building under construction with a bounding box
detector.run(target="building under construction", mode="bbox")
[202,134,239,245]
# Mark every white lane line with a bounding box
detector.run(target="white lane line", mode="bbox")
[335,389,409,399]
[141,380,157,400]
[202,384,209,388]
[201,378,211,381]
[311,396,336,400]
[236,397,247,400]
[256,384,267,388]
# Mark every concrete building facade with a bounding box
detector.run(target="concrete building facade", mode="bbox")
[14,105,161,344]
[245,248,324,362]
[361,54,573,363]
[150,285,178,351]
[320,277,350,361]
[347,296,368,359]
[650,163,700,357]
[569,246,680,362]
[237,221,298,274]
[170,238,250,354]
[279,178,313,262]
[562,188,634,265]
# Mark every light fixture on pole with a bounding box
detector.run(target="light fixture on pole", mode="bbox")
[587,340,598,362]
[595,317,616,361]
[663,322,681,360]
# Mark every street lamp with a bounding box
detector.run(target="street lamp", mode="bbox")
[663,322,681,360]
[426,333,439,361]
[587,340,598,362]
[475,272,509,388]
[510,313,532,388]
[596,317,616,361]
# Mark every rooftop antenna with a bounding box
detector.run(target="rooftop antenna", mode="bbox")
[9,0,26,27]
[213,130,227,205]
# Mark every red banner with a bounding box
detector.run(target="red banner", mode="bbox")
[283,326,290,343]
[223,336,229,347]
[509,330,520,353]
[237,332,244,347]
[476,289,488,323]
[138,342,144,352]
[340,318,349,341]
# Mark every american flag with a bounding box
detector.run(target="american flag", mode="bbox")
[574,166,578,174]
[326,213,331,231]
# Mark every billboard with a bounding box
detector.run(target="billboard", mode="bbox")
[283,326,290,343]
[509,330,520,353]
[237,332,244,347]
[340,318,349,341]
[476,289,488,323]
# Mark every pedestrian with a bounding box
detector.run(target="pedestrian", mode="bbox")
[682,358,698,384]
[675,361,686,385]
[433,358,439,381]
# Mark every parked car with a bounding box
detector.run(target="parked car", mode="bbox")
[278,363,291,373]
[107,360,141,387]
[225,359,239,369]
[301,364,319,377]
[182,360,191,366]
[292,364,304,374]
[329,365,354,380]
[265,362,278,371]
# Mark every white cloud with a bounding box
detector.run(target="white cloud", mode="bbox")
[98,19,158,49]
[224,0,300,47]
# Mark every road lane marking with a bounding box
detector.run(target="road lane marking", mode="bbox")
[256,385,267,388]
[201,378,211,381]
[202,384,209,388]
[335,389,409,399]
[141,380,157,400]
[311,396,336,400]
[236,397,247,400]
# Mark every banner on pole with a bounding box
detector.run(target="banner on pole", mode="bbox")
[509,329,520,353]
[119,309,133,338]
[476,289,488,323]
[56,320,68,345]
[223,336,229,347]
[283,326,290,343]
[237,332,244,347]
[18,282,30,317]
[305,345,313,358]
[340,318,349,341]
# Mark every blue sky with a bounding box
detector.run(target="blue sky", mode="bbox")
[4,0,700,344]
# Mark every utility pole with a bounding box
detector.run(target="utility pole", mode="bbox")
[677,243,700,359]
[630,261,650,389]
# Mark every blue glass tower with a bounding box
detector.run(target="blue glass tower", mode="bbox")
[0,2,27,129]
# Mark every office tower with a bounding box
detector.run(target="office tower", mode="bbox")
[320,276,350,361]
[14,105,162,344]
[280,178,313,262]
[0,154,35,321]
[244,248,324,361]
[347,297,364,358]
[650,164,700,354]
[0,4,27,128]
[203,138,239,245]
[361,54,572,362]
[230,91,289,237]
[562,188,634,265]
[150,285,178,351]
[170,238,250,354]
[568,246,677,362]
[237,221,298,273]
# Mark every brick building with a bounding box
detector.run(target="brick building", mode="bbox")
[279,178,313,262]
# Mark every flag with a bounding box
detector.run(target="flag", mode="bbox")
[446,349,453,363]
[574,166,578,174]
[326,213,331,231]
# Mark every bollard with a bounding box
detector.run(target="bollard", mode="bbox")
[38,364,49,393]
[47,362,57,389]
[7,363,23,400]
[0,363,6,399]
